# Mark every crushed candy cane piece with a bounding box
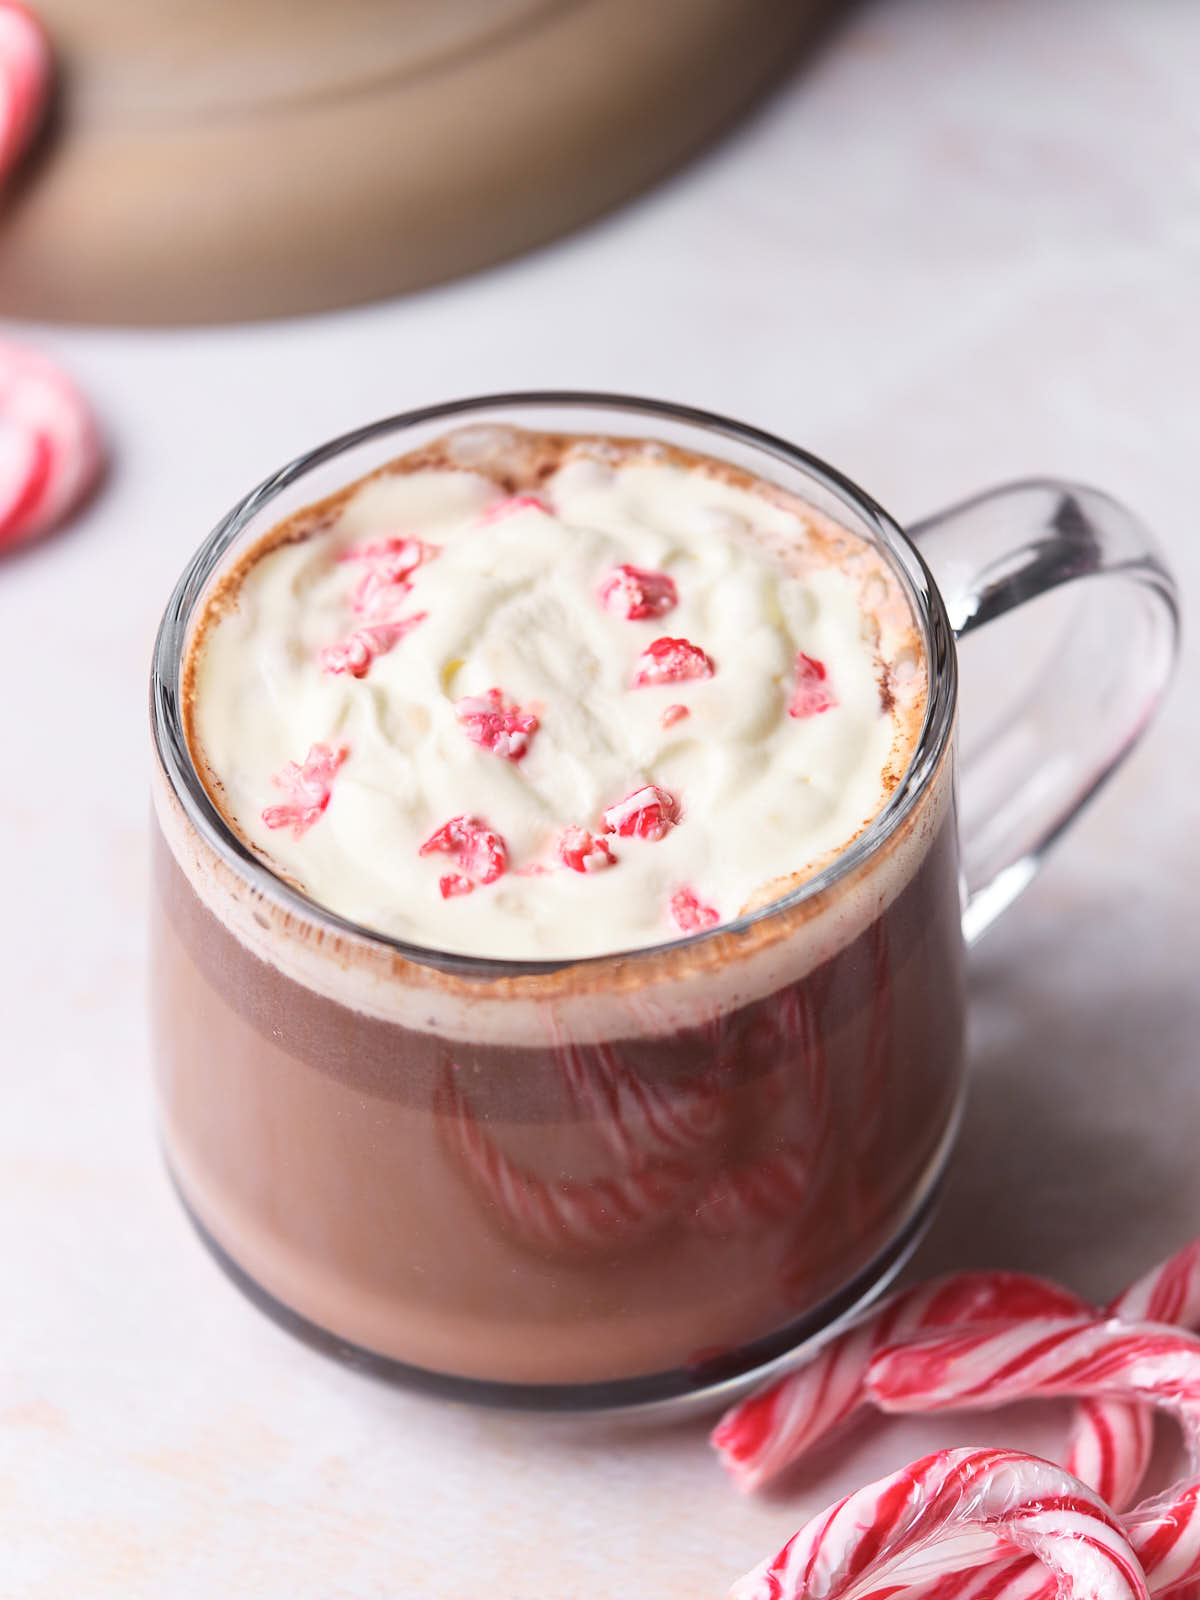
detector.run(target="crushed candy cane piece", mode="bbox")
[340,536,440,584]
[454,688,539,761]
[556,826,616,873]
[261,743,349,837]
[669,887,719,933]
[789,651,837,718]
[602,785,680,841]
[478,494,550,525]
[632,636,715,688]
[598,563,678,620]
[661,703,691,729]
[419,815,508,899]
[319,613,426,678]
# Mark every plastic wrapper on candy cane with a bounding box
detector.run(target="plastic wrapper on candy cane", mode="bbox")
[435,1070,692,1258]
[712,1271,1091,1491]
[728,1447,1149,1600]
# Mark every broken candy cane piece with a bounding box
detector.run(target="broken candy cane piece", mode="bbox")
[477,494,550,525]
[712,1271,1090,1492]
[598,563,678,620]
[340,535,440,585]
[601,785,681,841]
[261,743,349,837]
[1066,1238,1200,1510]
[556,827,616,873]
[319,613,427,678]
[419,815,508,899]
[868,1317,1200,1456]
[0,340,103,554]
[454,688,539,761]
[661,703,691,729]
[632,636,715,688]
[728,1446,1149,1600]
[789,650,837,718]
[669,887,719,933]
[0,3,50,185]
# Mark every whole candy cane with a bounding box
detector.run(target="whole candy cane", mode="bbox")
[712,1272,1089,1491]
[729,1447,1149,1600]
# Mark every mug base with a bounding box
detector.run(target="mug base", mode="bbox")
[167,1158,945,1415]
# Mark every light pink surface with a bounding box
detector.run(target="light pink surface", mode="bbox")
[3,1,1199,1594]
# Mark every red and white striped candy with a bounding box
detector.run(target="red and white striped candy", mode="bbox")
[436,1073,691,1256]
[0,342,103,554]
[729,1447,1149,1600]
[898,1473,1200,1600]
[1114,1240,1200,1328]
[0,2,49,184]
[712,1273,1089,1492]
[869,1317,1200,1452]
[553,1038,724,1166]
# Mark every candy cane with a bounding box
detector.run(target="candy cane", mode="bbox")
[0,1,49,184]
[728,1447,1149,1600]
[868,1317,1200,1445]
[0,341,103,554]
[435,1073,692,1257]
[553,1039,724,1166]
[712,1272,1090,1491]
[1113,1241,1200,1328]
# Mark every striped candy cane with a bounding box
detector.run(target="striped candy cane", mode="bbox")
[729,1447,1149,1600]
[712,1272,1090,1491]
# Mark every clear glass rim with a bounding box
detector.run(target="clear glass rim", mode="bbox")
[150,390,958,979]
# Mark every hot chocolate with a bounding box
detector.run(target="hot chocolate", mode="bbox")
[150,413,963,1403]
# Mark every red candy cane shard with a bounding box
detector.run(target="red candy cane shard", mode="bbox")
[598,563,678,620]
[419,815,508,899]
[632,636,715,688]
[0,3,50,184]
[478,494,550,525]
[712,1272,1091,1492]
[341,535,440,583]
[669,887,719,933]
[556,827,616,873]
[661,703,691,729]
[261,743,349,837]
[602,785,680,841]
[789,651,838,718]
[0,342,103,554]
[729,1447,1149,1600]
[319,612,426,678]
[453,688,539,761]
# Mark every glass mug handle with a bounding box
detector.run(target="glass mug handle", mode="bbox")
[908,481,1180,945]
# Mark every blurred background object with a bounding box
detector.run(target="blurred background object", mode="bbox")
[0,0,833,325]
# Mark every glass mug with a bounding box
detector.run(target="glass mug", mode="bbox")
[149,394,1178,1409]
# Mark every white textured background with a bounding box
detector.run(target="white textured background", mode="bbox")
[2,1,1197,1594]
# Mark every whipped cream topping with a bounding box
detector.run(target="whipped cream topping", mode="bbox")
[187,439,925,960]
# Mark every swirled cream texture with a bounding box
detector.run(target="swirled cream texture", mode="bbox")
[187,438,925,959]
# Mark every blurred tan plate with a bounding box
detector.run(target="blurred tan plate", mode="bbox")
[0,0,830,325]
